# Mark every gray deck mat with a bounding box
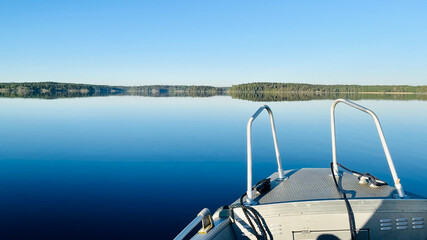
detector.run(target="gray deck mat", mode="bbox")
[241,168,422,205]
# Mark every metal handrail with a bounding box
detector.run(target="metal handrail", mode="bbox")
[174,208,214,240]
[330,99,406,198]
[246,105,285,205]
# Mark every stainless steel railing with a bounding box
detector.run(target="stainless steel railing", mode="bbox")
[330,99,406,198]
[246,105,286,205]
[174,208,214,240]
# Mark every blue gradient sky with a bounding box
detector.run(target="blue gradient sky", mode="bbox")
[0,0,426,86]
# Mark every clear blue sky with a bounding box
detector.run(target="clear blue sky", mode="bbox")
[0,0,426,86]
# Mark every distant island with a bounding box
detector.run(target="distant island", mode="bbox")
[230,82,427,101]
[231,82,427,94]
[0,82,228,99]
[0,82,426,101]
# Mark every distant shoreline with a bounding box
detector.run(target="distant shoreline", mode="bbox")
[231,91,427,95]
[1,81,427,93]
[1,82,427,101]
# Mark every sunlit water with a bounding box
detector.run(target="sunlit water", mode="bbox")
[0,96,426,239]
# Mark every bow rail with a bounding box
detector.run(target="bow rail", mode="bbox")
[330,99,406,198]
[246,105,285,205]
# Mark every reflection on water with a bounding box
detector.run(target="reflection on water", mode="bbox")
[0,90,224,99]
[1,90,426,101]
[127,91,225,98]
[230,91,427,102]
[0,97,426,239]
[0,90,123,99]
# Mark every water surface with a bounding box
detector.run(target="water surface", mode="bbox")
[0,96,426,239]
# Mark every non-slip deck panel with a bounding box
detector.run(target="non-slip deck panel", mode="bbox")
[244,168,421,205]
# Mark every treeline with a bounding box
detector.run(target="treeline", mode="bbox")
[231,83,427,93]
[125,85,228,94]
[231,91,427,102]
[127,90,224,98]
[0,82,228,99]
[2,82,427,100]
[0,90,121,99]
[0,82,124,93]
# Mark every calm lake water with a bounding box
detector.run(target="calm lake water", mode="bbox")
[0,96,426,239]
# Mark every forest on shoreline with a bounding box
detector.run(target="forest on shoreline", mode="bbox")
[0,82,426,101]
[0,82,227,99]
[230,82,427,93]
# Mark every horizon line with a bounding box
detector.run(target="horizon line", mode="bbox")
[1,81,427,88]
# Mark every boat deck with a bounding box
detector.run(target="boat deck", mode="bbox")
[244,168,424,205]
[177,101,427,240]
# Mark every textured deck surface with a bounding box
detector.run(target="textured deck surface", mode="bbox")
[244,168,422,205]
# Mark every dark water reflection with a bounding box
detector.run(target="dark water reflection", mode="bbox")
[230,91,427,102]
[0,97,426,239]
[0,90,224,99]
[1,90,426,101]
